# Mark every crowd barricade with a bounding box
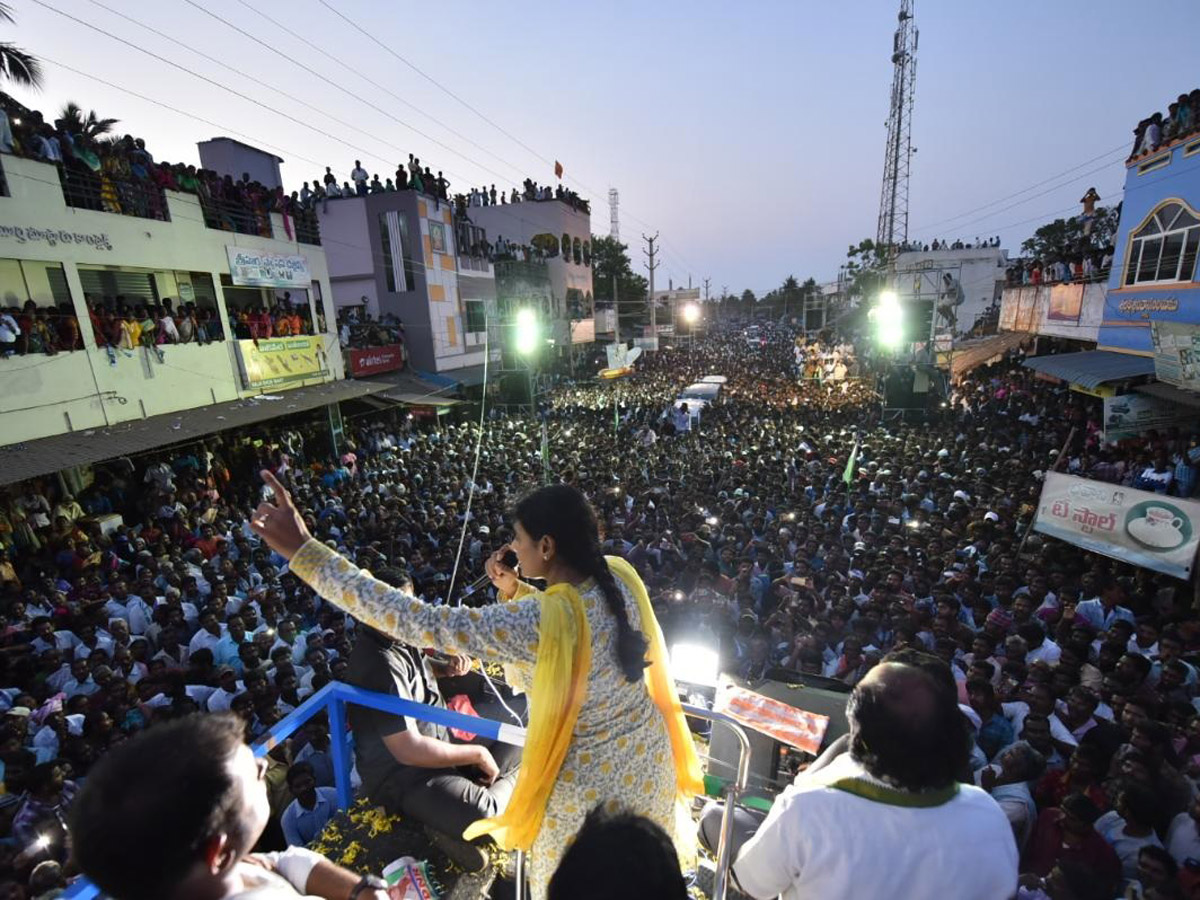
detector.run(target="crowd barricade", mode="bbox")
[61,682,753,900]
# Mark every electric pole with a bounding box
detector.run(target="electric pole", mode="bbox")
[612,272,620,343]
[643,232,659,349]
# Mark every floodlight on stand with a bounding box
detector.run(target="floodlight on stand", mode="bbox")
[515,308,540,355]
[682,302,700,324]
[670,641,720,688]
[874,290,904,349]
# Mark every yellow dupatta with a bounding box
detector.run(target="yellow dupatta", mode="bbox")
[463,557,704,851]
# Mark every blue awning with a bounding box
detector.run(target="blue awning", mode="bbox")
[1022,351,1155,389]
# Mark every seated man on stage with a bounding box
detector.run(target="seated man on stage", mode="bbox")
[345,566,523,871]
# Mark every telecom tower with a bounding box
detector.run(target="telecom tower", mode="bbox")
[609,188,620,240]
[876,0,918,264]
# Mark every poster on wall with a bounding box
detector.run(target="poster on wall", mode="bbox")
[236,337,328,389]
[1033,472,1200,579]
[226,247,311,288]
[1047,284,1084,322]
[1150,321,1200,392]
[1103,393,1195,443]
[428,222,446,254]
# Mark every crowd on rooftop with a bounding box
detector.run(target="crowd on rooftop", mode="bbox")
[295,158,590,220]
[1131,90,1200,161]
[0,325,1199,895]
[896,237,1003,253]
[0,97,319,243]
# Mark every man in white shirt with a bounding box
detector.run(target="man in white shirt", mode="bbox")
[189,610,226,658]
[1075,579,1135,632]
[350,160,369,196]
[729,657,1017,900]
[1167,796,1200,865]
[72,712,389,900]
[207,667,245,713]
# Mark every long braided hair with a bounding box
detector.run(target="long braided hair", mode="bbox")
[514,484,649,682]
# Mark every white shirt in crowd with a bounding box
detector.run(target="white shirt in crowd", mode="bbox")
[732,754,1017,900]
[1167,811,1200,866]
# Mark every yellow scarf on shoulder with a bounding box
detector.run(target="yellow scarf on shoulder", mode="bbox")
[463,556,704,851]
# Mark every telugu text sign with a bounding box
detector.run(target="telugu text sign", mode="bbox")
[226,247,312,288]
[1033,472,1200,579]
[236,337,328,389]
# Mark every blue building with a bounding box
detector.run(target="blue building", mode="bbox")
[1099,122,1200,375]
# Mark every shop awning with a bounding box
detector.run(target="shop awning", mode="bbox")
[0,379,386,486]
[950,332,1031,382]
[1134,381,1200,409]
[1022,350,1155,390]
[356,371,462,408]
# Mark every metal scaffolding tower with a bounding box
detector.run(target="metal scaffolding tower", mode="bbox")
[876,0,919,263]
[609,188,620,241]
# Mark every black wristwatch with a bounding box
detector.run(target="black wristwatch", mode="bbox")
[349,874,387,900]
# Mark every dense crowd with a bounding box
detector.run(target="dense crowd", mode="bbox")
[0,98,318,243]
[2,325,1200,896]
[1131,89,1200,160]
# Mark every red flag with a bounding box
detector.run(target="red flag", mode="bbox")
[554,160,564,179]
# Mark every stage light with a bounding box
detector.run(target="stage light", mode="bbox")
[515,308,540,355]
[670,642,720,688]
[682,302,700,324]
[874,290,904,349]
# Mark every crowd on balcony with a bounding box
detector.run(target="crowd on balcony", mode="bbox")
[335,305,405,349]
[83,296,225,351]
[0,302,82,358]
[1005,249,1114,288]
[1130,89,1200,161]
[0,97,319,243]
[226,295,322,341]
[3,325,1200,895]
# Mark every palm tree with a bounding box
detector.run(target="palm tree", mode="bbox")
[0,2,41,87]
[58,102,119,146]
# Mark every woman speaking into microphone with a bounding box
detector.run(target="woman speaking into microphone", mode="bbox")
[250,471,702,899]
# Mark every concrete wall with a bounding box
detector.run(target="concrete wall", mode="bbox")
[1100,137,1200,354]
[197,138,283,192]
[0,155,343,445]
[998,282,1105,343]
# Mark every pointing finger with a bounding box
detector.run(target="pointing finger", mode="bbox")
[260,470,292,507]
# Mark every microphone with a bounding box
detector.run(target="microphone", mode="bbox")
[460,549,519,598]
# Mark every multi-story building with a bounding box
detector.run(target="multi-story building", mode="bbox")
[894,246,1008,341]
[317,191,498,382]
[0,147,361,483]
[465,197,594,350]
[995,92,1200,437]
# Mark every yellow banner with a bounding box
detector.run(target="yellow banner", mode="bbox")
[237,337,329,389]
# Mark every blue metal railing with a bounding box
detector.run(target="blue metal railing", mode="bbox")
[63,682,750,900]
[62,681,528,900]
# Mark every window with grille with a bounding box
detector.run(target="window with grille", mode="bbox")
[1123,200,1200,286]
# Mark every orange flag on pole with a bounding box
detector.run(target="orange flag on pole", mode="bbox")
[554,160,564,179]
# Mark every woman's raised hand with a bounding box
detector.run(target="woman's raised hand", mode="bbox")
[249,470,313,561]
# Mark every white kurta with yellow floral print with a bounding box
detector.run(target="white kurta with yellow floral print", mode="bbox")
[289,540,683,900]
